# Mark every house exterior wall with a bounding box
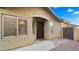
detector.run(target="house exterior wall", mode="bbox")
[0,14,1,39]
[0,8,62,45]
[77,28,79,41]
[74,27,79,41]
[61,22,79,41]
[61,22,70,28]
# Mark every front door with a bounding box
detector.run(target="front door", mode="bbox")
[37,22,44,39]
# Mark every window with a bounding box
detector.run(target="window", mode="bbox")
[1,14,27,38]
[3,14,17,37]
[18,17,27,35]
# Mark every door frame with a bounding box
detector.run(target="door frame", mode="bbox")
[37,21,44,39]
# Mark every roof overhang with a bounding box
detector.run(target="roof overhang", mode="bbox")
[0,7,70,23]
[45,7,62,22]
[45,7,71,23]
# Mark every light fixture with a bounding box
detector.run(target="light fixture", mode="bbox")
[50,21,53,27]
[19,20,25,25]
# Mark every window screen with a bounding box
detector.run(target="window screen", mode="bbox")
[3,15,17,37]
[2,14,27,38]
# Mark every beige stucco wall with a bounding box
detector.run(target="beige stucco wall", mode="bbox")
[74,27,79,41]
[0,14,1,39]
[61,22,70,28]
[0,8,62,45]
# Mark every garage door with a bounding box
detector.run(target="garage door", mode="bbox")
[63,27,74,40]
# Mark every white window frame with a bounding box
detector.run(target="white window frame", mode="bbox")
[1,13,27,39]
[1,13,18,39]
[18,17,27,36]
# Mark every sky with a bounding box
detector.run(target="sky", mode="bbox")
[51,7,79,25]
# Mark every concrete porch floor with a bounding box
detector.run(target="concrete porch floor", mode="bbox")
[0,39,77,51]
[13,39,70,51]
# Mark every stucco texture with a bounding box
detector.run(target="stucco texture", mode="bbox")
[0,8,62,50]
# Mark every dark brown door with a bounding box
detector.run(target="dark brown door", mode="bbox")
[37,22,44,39]
[63,27,74,40]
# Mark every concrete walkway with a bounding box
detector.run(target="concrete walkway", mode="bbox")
[13,39,70,51]
[51,40,79,51]
[0,39,71,51]
[13,40,55,51]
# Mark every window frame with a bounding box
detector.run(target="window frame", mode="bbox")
[1,13,27,39]
[1,13,18,39]
[18,17,27,35]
